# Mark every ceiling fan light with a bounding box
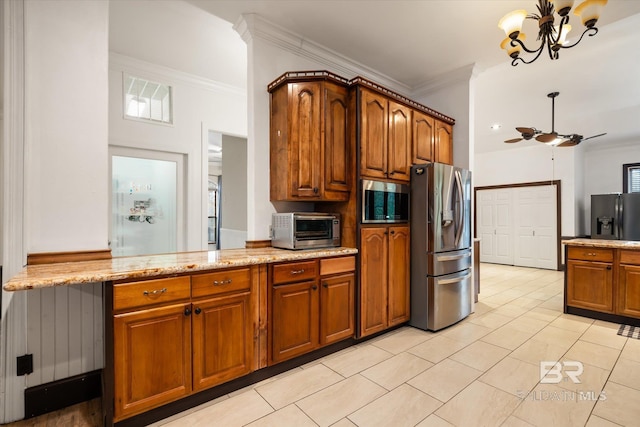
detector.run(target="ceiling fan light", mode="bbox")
[550,0,575,17]
[499,10,527,39]
[574,0,607,28]
[500,34,526,58]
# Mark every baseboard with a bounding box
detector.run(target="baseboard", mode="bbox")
[24,369,102,419]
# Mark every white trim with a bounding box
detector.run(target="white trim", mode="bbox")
[1,0,27,422]
[234,13,412,96]
[110,52,246,98]
[411,63,477,99]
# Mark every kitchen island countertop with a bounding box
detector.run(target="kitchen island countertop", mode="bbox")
[562,238,640,249]
[3,246,358,291]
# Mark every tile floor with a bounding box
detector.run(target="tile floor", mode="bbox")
[146,263,640,427]
[8,263,638,426]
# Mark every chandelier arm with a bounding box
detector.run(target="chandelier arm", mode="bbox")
[559,27,599,49]
[510,37,544,55]
[515,43,546,65]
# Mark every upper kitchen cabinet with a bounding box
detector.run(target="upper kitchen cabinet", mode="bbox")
[412,111,453,166]
[269,72,351,201]
[359,87,411,182]
[435,120,453,165]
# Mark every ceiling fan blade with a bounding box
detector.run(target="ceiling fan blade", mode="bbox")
[556,139,578,147]
[504,138,523,143]
[581,132,607,142]
[536,132,558,143]
[516,127,535,135]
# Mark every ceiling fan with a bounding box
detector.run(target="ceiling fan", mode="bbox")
[504,92,606,147]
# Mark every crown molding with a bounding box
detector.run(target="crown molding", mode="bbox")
[109,52,246,97]
[234,13,411,95]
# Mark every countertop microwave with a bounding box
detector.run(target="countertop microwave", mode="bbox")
[362,179,409,223]
[271,212,341,250]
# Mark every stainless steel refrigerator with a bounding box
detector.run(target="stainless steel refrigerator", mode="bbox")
[410,163,472,331]
[591,193,640,240]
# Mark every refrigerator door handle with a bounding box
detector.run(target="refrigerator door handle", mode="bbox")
[437,252,471,262]
[454,170,465,247]
[438,272,472,285]
[617,197,623,239]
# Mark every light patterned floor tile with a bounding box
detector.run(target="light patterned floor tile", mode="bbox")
[255,363,343,409]
[480,324,535,350]
[620,337,640,363]
[585,415,624,427]
[592,382,640,426]
[415,414,455,427]
[532,325,582,350]
[509,338,567,367]
[554,362,610,395]
[563,340,621,371]
[435,381,521,426]
[506,316,550,333]
[160,389,273,427]
[360,352,433,390]
[441,322,493,344]
[480,357,541,397]
[371,326,435,354]
[321,343,393,377]
[513,383,597,426]
[244,404,316,427]
[348,384,442,427]
[520,307,562,322]
[549,314,594,332]
[608,357,640,391]
[330,418,357,427]
[449,340,510,372]
[501,416,535,427]
[407,335,469,363]
[296,375,386,427]
[580,324,628,350]
[468,311,513,329]
[408,358,483,402]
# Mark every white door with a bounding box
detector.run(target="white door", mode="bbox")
[513,185,557,269]
[476,188,513,264]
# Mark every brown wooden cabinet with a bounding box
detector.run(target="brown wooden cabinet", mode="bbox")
[269,256,355,364]
[412,110,435,164]
[566,247,614,313]
[269,78,350,201]
[618,250,640,317]
[360,225,410,337]
[359,88,411,181]
[435,119,453,165]
[112,268,256,422]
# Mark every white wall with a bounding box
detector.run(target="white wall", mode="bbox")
[220,135,248,248]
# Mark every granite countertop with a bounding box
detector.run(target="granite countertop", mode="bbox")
[562,238,640,249]
[3,247,358,292]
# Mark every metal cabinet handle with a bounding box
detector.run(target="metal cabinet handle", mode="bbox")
[312,285,318,290]
[323,282,328,288]
[606,266,612,270]
[184,307,192,316]
[290,269,305,275]
[195,307,202,315]
[585,252,597,256]
[213,279,233,286]
[143,287,167,296]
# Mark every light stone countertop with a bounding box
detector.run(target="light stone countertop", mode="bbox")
[3,247,358,291]
[562,238,640,249]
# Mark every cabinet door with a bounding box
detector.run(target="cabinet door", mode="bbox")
[271,280,320,364]
[566,260,614,313]
[388,226,410,325]
[387,101,412,181]
[324,83,350,199]
[435,120,453,165]
[360,227,388,336]
[113,303,191,421]
[360,89,388,179]
[290,82,322,198]
[192,292,253,392]
[618,264,640,318]
[320,273,355,345]
[412,110,435,164]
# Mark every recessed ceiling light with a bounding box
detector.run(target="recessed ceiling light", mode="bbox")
[490,124,502,130]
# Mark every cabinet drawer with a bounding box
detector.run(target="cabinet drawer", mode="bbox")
[320,256,355,276]
[191,268,251,298]
[114,276,191,312]
[272,260,317,285]
[567,247,613,262]
[620,250,640,265]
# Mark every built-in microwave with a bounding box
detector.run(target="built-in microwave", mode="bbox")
[271,212,341,250]
[362,179,409,223]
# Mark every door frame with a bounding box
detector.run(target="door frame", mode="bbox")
[474,180,562,271]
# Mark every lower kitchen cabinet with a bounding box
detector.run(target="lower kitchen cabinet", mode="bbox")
[618,264,640,317]
[566,247,614,313]
[360,226,410,337]
[269,256,355,364]
[191,291,253,391]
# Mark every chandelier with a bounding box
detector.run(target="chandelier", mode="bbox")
[498,0,607,66]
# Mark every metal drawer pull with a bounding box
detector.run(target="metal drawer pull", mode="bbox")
[585,252,597,256]
[290,269,305,275]
[439,273,471,285]
[213,279,233,286]
[143,288,167,296]
[438,253,471,262]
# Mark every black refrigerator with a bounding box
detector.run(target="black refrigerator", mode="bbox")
[409,163,472,331]
[591,193,640,240]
